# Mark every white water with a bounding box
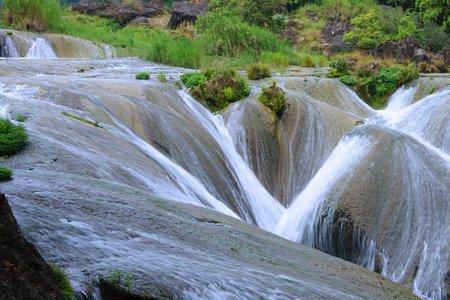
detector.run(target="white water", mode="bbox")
[178,91,284,231]
[1,36,20,57]
[385,85,418,111]
[26,37,57,59]
[275,134,372,242]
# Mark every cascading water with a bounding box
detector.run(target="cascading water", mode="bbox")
[26,37,57,59]
[0,57,448,300]
[0,35,19,58]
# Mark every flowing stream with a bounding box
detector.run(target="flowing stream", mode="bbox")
[0,55,448,299]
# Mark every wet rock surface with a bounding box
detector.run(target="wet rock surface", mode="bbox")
[0,193,65,300]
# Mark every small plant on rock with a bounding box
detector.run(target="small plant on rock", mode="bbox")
[0,118,28,157]
[135,72,150,80]
[0,167,12,181]
[157,72,167,83]
[257,81,286,118]
[51,265,74,300]
[180,72,207,88]
[247,63,271,80]
[15,114,27,122]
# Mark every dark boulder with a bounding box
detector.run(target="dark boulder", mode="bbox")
[0,193,65,300]
[168,0,208,29]
[412,48,431,63]
[129,16,150,26]
[322,21,352,53]
[372,36,421,62]
[71,0,165,26]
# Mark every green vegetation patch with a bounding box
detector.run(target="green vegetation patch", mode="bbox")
[157,72,167,83]
[15,114,28,122]
[0,167,13,182]
[257,81,286,117]
[61,112,103,129]
[51,265,74,300]
[247,63,271,80]
[2,0,62,31]
[135,72,150,80]
[184,69,250,112]
[0,118,28,157]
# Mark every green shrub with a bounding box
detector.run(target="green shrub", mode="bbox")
[181,72,207,88]
[196,13,289,58]
[157,72,167,83]
[0,167,13,181]
[257,81,286,117]
[15,114,27,122]
[422,22,450,52]
[329,58,350,78]
[0,118,27,157]
[3,0,62,31]
[135,72,150,80]
[104,270,133,293]
[247,63,271,80]
[188,69,250,112]
[51,265,74,300]
[340,75,358,86]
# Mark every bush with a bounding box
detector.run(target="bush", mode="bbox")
[329,58,350,78]
[340,75,358,86]
[51,265,74,300]
[196,13,289,58]
[188,69,250,112]
[247,63,271,80]
[181,72,207,88]
[135,72,150,80]
[0,167,12,181]
[0,118,27,157]
[3,0,62,31]
[422,22,450,52]
[157,72,167,83]
[257,81,286,117]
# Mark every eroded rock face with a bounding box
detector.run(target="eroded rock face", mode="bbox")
[168,0,208,29]
[372,36,422,62]
[0,193,64,300]
[71,0,165,25]
[322,21,351,53]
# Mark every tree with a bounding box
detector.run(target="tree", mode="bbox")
[416,0,450,32]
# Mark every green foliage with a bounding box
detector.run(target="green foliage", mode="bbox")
[181,72,207,88]
[209,0,289,28]
[135,72,150,80]
[61,112,102,128]
[0,118,27,157]
[0,167,13,181]
[247,63,271,80]
[2,0,62,31]
[15,114,27,122]
[359,64,419,107]
[107,270,133,293]
[188,69,250,112]
[339,74,358,85]
[344,7,422,49]
[416,0,450,32]
[51,265,74,300]
[422,22,450,51]
[157,72,167,83]
[330,58,350,76]
[196,12,289,58]
[257,81,286,117]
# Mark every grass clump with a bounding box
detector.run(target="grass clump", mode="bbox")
[339,74,358,86]
[247,63,271,80]
[51,265,74,300]
[135,72,150,80]
[0,167,13,181]
[61,112,102,128]
[15,114,28,122]
[0,118,28,157]
[157,72,167,83]
[181,72,207,88]
[185,69,250,112]
[257,81,286,117]
[2,0,62,31]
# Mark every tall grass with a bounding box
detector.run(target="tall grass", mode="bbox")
[2,0,62,31]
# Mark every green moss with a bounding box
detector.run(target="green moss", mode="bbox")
[157,72,167,83]
[257,81,286,118]
[15,114,27,122]
[247,63,271,80]
[51,265,74,300]
[0,167,13,181]
[103,270,133,293]
[135,72,150,80]
[61,112,103,129]
[0,118,28,157]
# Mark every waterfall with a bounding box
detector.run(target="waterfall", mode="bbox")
[26,37,57,59]
[178,91,284,231]
[0,36,19,58]
[385,84,418,111]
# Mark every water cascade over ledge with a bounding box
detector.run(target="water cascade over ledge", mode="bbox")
[0,58,449,300]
